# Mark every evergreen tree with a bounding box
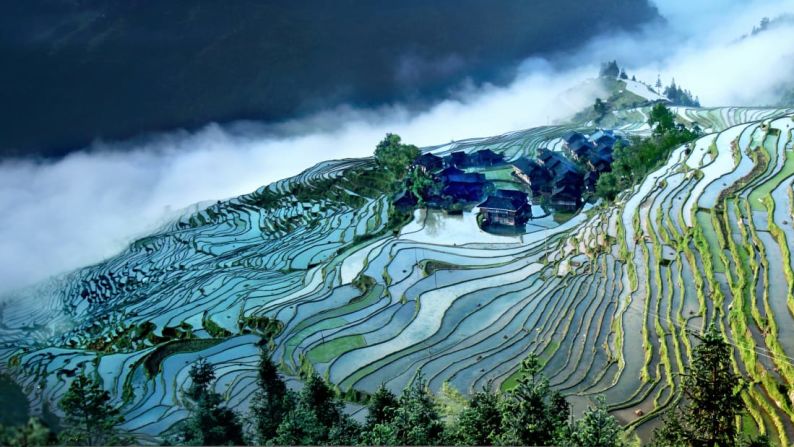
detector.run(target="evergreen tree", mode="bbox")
[250,350,291,444]
[177,359,245,446]
[564,396,623,447]
[186,357,215,401]
[365,385,398,429]
[449,389,503,446]
[497,354,570,446]
[274,373,360,445]
[619,69,628,80]
[593,98,609,117]
[599,60,620,78]
[648,103,676,136]
[274,402,326,446]
[58,375,127,446]
[375,374,445,446]
[651,326,745,446]
[655,74,663,90]
[0,417,57,447]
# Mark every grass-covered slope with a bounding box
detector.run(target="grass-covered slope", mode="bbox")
[2,106,794,443]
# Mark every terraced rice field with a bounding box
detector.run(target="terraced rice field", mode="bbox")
[2,106,794,442]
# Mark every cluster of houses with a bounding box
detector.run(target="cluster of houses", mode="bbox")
[395,129,622,229]
[396,149,504,208]
[510,129,624,212]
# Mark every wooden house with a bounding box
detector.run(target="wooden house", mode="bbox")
[469,149,505,167]
[445,151,468,168]
[512,157,551,195]
[478,189,530,226]
[442,172,486,202]
[550,183,582,211]
[414,152,443,173]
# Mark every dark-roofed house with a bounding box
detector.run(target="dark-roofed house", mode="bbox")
[590,129,616,146]
[437,166,465,183]
[555,164,584,187]
[563,130,587,145]
[414,152,443,173]
[393,190,417,211]
[512,157,552,195]
[537,148,572,173]
[445,151,467,168]
[587,152,613,173]
[567,138,595,161]
[551,183,581,211]
[469,149,505,167]
[478,189,531,226]
[442,172,486,202]
[494,188,529,206]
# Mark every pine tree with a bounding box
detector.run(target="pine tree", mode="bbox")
[274,373,360,445]
[387,374,445,445]
[565,396,623,447]
[651,326,745,446]
[274,403,325,445]
[648,103,676,136]
[177,359,245,446]
[365,385,398,429]
[497,354,570,446]
[251,350,290,444]
[0,417,57,447]
[450,389,503,445]
[599,60,620,78]
[58,375,127,446]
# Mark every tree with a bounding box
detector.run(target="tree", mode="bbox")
[370,374,445,445]
[449,389,503,446]
[599,60,620,78]
[648,103,676,136]
[186,358,215,401]
[564,396,623,447]
[365,385,398,429]
[0,417,57,447]
[373,133,421,181]
[595,171,620,202]
[58,375,127,446]
[651,326,745,446]
[619,69,628,80]
[251,350,291,444]
[274,373,360,445]
[177,359,245,446]
[274,402,326,446]
[497,354,570,446]
[593,98,609,117]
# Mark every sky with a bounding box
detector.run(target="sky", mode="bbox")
[1,0,794,293]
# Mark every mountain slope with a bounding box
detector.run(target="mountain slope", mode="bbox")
[2,106,794,443]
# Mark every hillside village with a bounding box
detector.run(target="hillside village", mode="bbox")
[395,129,626,232]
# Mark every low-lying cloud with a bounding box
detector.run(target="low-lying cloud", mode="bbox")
[1,0,793,293]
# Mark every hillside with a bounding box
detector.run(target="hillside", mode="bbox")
[2,105,794,443]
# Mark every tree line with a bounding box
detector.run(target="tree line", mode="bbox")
[1,324,772,446]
